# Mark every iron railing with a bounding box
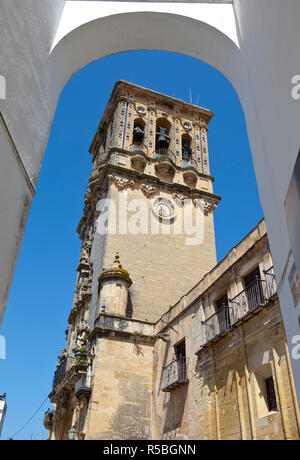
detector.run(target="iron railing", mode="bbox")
[155,149,176,163]
[229,277,266,323]
[162,356,188,392]
[201,275,277,346]
[263,266,277,299]
[131,142,147,154]
[182,158,198,169]
[202,304,231,344]
[53,355,78,387]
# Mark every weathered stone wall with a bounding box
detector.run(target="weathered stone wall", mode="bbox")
[95,182,217,323]
[152,224,300,440]
[85,334,153,440]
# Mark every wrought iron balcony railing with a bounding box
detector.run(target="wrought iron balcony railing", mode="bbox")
[154,149,176,163]
[53,355,80,388]
[201,273,277,347]
[202,304,231,344]
[162,356,189,392]
[131,142,147,154]
[263,266,277,299]
[229,277,273,324]
[182,158,198,169]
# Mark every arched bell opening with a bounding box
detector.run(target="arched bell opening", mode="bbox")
[182,133,192,165]
[132,118,145,145]
[155,118,171,154]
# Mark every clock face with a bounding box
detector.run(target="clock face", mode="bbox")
[157,202,172,218]
[183,122,191,130]
[152,199,175,221]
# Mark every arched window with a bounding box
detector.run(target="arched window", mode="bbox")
[132,118,145,145]
[155,118,171,152]
[182,134,192,161]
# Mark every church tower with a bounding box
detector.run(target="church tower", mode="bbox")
[46,81,221,440]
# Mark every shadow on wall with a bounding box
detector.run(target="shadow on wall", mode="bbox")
[162,384,188,439]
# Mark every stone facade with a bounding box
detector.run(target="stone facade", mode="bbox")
[45,82,300,440]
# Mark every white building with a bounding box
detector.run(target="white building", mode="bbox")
[0,394,7,438]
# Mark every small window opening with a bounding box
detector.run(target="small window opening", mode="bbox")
[133,119,145,145]
[156,118,171,151]
[265,376,278,412]
[182,134,192,161]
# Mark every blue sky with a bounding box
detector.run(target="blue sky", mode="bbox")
[0,50,262,440]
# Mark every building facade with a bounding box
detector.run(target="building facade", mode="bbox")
[44,82,300,440]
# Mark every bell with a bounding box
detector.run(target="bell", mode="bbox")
[133,126,144,135]
[156,127,170,144]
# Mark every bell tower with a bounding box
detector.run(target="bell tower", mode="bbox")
[77,80,221,325]
[47,81,221,440]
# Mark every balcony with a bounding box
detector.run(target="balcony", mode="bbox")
[154,149,176,164]
[162,356,189,392]
[131,142,148,155]
[43,410,54,430]
[201,272,277,347]
[182,158,197,169]
[53,355,87,388]
[74,375,92,399]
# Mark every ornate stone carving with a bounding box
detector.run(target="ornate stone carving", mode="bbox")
[57,348,67,368]
[140,183,157,198]
[172,192,187,204]
[75,323,90,350]
[195,198,218,215]
[108,174,135,190]
[268,322,283,339]
[79,240,92,265]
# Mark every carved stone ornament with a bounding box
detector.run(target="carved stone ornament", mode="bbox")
[195,199,217,215]
[172,192,188,204]
[140,183,157,197]
[108,174,135,190]
[57,348,67,367]
[79,240,92,264]
[268,322,283,339]
[75,321,90,349]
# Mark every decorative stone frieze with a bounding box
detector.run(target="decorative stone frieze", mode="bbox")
[108,174,135,190]
[140,183,157,197]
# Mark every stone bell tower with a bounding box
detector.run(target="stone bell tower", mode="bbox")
[46,81,221,440]
[79,80,221,325]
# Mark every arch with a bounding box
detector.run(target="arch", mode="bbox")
[49,12,247,119]
[181,133,193,162]
[133,118,145,145]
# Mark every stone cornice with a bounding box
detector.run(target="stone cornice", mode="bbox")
[90,162,221,204]
[89,312,156,344]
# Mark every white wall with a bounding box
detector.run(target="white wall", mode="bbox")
[0,0,65,326]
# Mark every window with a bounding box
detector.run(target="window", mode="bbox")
[132,119,145,145]
[155,118,171,151]
[215,293,230,333]
[216,293,228,311]
[265,376,277,411]
[175,340,186,359]
[243,266,264,310]
[174,340,186,381]
[182,134,192,161]
[244,266,261,287]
